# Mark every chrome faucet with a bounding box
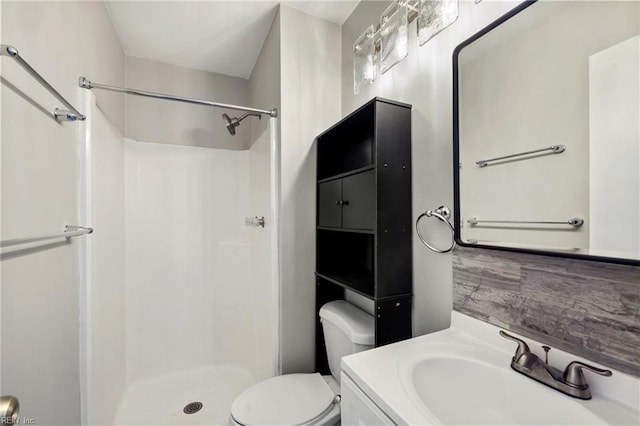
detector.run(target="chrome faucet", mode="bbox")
[500,331,612,400]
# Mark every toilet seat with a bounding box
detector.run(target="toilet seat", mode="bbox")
[230,373,338,426]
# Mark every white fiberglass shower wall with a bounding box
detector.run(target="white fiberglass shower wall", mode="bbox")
[80,89,279,425]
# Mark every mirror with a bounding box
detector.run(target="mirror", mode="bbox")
[454,1,639,264]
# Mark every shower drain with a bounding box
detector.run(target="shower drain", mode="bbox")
[183,401,203,415]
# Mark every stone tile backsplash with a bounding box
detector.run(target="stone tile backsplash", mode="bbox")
[452,247,640,376]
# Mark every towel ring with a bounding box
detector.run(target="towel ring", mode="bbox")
[416,206,456,253]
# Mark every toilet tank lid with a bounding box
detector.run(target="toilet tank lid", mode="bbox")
[319,301,374,345]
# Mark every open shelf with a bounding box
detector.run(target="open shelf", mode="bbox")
[315,272,374,299]
[317,102,375,180]
[317,230,374,297]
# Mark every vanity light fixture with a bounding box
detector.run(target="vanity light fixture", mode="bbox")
[418,0,459,46]
[353,0,460,94]
[380,0,409,74]
[353,25,377,95]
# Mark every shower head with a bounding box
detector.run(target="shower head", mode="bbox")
[222,112,261,136]
[222,113,238,136]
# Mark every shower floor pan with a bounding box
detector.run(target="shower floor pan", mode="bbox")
[115,365,255,425]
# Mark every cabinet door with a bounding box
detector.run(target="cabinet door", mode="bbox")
[342,170,375,230]
[318,179,342,228]
[341,373,395,426]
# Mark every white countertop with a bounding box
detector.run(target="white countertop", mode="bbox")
[341,312,640,425]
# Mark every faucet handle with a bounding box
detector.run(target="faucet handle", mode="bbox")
[563,361,612,388]
[499,330,531,360]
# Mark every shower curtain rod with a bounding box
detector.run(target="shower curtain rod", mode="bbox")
[78,76,278,118]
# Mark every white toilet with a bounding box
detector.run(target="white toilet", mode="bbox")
[229,300,374,426]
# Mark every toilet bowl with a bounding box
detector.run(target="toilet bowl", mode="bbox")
[229,300,374,425]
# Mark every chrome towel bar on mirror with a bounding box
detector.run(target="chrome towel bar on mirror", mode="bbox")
[467,217,584,227]
[476,144,565,167]
[1,45,86,121]
[0,225,93,248]
[416,206,456,253]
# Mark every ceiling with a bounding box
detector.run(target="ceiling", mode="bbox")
[105,1,360,80]
[284,1,360,25]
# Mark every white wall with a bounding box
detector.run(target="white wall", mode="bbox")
[0,0,3,392]
[79,92,126,426]
[341,0,531,336]
[278,5,342,373]
[249,10,281,123]
[125,56,252,150]
[1,2,124,423]
[589,36,640,258]
[124,139,278,383]
[248,10,282,377]
[246,124,279,381]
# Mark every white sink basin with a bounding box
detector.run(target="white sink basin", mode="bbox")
[341,312,640,426]
[407,356,623,425]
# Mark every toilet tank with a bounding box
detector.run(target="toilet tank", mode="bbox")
[319,301,374,383]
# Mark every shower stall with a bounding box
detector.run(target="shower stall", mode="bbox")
[78,79,280,424]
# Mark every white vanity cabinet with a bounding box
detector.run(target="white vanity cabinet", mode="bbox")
[340,372,395,425]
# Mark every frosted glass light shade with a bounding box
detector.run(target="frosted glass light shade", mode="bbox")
[418,0,459,46]
[380,0,408,74]
[353,25,377,95]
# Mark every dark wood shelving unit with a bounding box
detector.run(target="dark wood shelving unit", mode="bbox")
[315,97,413,374]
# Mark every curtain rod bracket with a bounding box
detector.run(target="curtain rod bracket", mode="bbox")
[78,76,93,89]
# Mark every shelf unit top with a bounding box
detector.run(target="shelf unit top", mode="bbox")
[314,97,412,142]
